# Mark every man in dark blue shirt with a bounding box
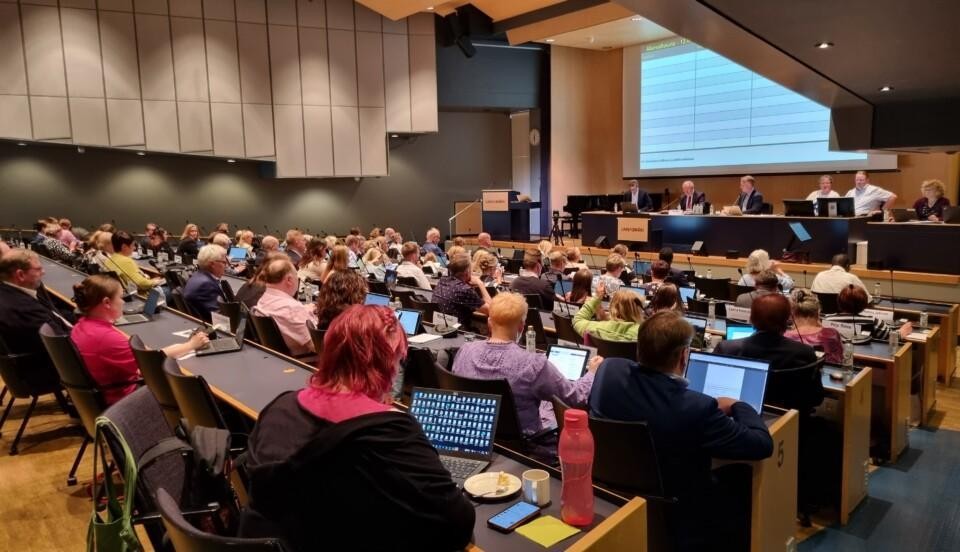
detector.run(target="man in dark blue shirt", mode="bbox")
[432,257,491,325]
[589,311,773,551]
[182,244,228,322]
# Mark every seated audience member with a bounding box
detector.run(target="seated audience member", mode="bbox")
[846,170,896,216]
[433,256,491,324]
[140,222,157,251]
[476,232,493,252]
[58,218,79,248]
[297,237,328,282]
[98,222,117,233]
[715,294,823,412]
[598,254,626,294]
[182,244,229,321]
[453,292,602,434]
[644,260,670,295]
[826,284,912,342]
[0,239,10,258]
[316,270,368,330]
[737,248,793,290]
[360,246,386,280]
[241,305,475,551]
[589,311,773,552]
[368,227,381,239]
[421,227,446,262]
[537,240,553,258]
[30,217,55,247]
[644,247,687,286]
[611,244,633,285]
[236,252,286,308]
[71,275,208,405]
[735,174,765,214]
[417,251,436,273]
[541,250,567,286]
[446,245,469,263]
[806,175,840,204]
[648,283,684,314]
[786,289,843,364]
[107,231,164,292]
[452,236,466,248]
[210,222,230,242]
[913,178,950,221]
[177,223,202,259]
[255,235,280,266]
[565,247,589,271]
[349,226,362,237]
[810,254,871,301]
[472,250,502,286]
[397,241,432,290]
[573,281,644,341]
[565,269,593,304]
[509,252,555,310]
[40,223,75,262]
[284,229,307,267]
[252,257,318,355]
[85,231,113,271]
[322,245,350,284]
[146,227,174,259]
[237,229,255,253]
[384,228,402,253]
[735,269,780,308]
[344,234,364,268]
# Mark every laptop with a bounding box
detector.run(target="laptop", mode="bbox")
[685,351,769,414]
[683,314,709,349]
[783,199,815,217]
[547,344,590,380]
[890,208,917,223]
[942,206,960,224]
[196,316,247,356]
[228,246,248,263]
[817,197,855,217]
[395,308,422,336]
[623,286,647,300]
[116,288,161,326]
[409,388,501,487]
[633,260,652,276]
[678,285,696,302]
[725,323,756,340]
[554,279,573,297]
[621,202,639,214]
[364,292,391,306]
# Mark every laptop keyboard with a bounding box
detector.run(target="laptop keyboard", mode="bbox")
[441,457,483,483]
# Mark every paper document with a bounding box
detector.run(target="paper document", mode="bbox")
[408,333,442,344]
[515,515,580,548]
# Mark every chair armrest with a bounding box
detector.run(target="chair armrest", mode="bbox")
[131,503,220,525]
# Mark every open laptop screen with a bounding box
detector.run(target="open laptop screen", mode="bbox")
[685,351,769,413]
[409,388,500,458]
[725,323,755,340]
[554,279,573,297]
[678,286,696,302]
[364,292,391,306]
[228,246,248,262]
[395,309,421,335]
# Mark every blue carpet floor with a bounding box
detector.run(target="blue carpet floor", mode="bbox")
[801,427,960,551]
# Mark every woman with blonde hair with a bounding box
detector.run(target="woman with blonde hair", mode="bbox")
[237,229,255,252]
[737,248,793,290]
[472,249,502,285]
[573,281,645,341]
[321,245,350,283]
[177,223,202,258]
[913,179,950,221]
[446,245,468,262]
[537,240,553,258]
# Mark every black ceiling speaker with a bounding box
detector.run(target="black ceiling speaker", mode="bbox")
[436,5,492,58]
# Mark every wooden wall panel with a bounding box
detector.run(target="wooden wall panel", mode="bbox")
[142,99,180,151]
[266,0,296,25]
[359,107,386,175]
[21,5,67,96]
[62,0,97,8]
[356,31,384,108]
[0,3,28,95]
[69,97,109,145]
[237,23,271,103]
[99,11,141,99]
[409,33,438,132]
[107,98,145,145]
[203,0,234,20]
[168,0,201,18]
[274,104,306,177]
[242,103,274,157]
[407,12,433,35]
[211,102,244,156]
[171,17,209,101]
[235,0,265,23]
[133,0,166,15]
[135,13,176,100]
[205,19,241,102]
[381,15,406,35]
[383,33,410,132]
[60,7,104,98]
[354,4,380,32]
[30,96,71,139]
[303,105,334,176]
[325,0,353,30]
[177,101,213,151]
[0,96,33,139]
[268,25,301,105]
[331,105,361,175]
[299,27,330,106]
[327,29,357,106]
[297,0,325,28]
[98,0,132,11]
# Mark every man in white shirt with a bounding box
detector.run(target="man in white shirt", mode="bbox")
[252,257,317,356]
[396,241,432,290]
[811,254,872,302]
[345,234,363,268]
[845,170,896,215]
[806,175,840,202]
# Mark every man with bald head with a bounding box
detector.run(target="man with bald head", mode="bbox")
[476,232,493,252]
[679,180,706,211]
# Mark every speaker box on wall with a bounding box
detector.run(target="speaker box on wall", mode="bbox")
[725,249,740,259]
[594,235,609,248]
[436,6,492,59]
[691,241,705,256]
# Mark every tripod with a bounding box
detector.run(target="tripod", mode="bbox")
[550,211,564,246]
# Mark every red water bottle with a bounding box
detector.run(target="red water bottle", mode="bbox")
[559,409,595,526]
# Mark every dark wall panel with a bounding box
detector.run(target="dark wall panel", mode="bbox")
[437,42,544,110]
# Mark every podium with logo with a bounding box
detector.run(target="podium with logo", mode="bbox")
[481,189,540,242]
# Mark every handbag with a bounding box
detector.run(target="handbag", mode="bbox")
[86,417,142,552]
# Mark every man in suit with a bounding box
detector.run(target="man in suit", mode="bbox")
[623,179,653,212]
[182,244,228,322]
[735,175,765,214]
[644,247,688,287]
[284,229,306,267]
[589,311,773,551]
[679,180,706,211]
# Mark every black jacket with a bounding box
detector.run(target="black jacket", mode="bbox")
[0,283,75,387]
[509,275,555,311]
[241,391,475,552]
[176,238,200,259]
[735,190,765,214]
[623,189,654,211]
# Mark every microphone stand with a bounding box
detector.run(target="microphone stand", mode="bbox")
[448,198,481,246]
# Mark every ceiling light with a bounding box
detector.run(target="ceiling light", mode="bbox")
[391,134,399,138]
[426,6,434,10]
[545,38,555,43]
[879,85,893,92]
[631,16,643,21]
[227,159,236,163]
[16,142,26,146]
[77,146,85,154]
[815,41,833,49]
[136,151,145,156]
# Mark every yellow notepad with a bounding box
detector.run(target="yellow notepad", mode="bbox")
[515,515,581,548]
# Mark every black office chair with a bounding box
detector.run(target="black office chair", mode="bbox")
[163,357,230,433]
[368,280,389,295]
[165,269,187,291]
[390,289,417,309]
[692,276,730,301]
[249,315,312,359]
[764,357,826,416]
[686,298,727,319]
[814,292,839,315]
[505,258,522,274]
[399,348,442,405]
[156,488,288,552]
[218,301,243,333]
[171,288,198,318]
[731,283,755,301]
[409,296,439,321]
[588,334,638,361]
[306,319,325,355]
[397,276,420,288]
[0,347,68,455]
[129,335,181,431]
[522,294,544,310]
[760,202,773,215]
[220,279,236,303]
[552,313,582,345]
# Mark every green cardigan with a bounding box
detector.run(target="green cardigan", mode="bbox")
[573,296,640,342]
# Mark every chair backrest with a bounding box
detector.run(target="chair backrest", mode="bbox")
[731,283,754,301]
[522,294,543,310]
[39,323,105,438]
[399,348,442,405]
[525,307,549,350]
[249,315,292,356]
[765,356,825,414]
[368,280,389,295]
[590,334,638,361]
[129,335,181,430]
[552,313,582,345]
[692,276,730,301]
[760,202,773,215]
[220,280,236,303]
[0,350,47,399]
[170,288,195,317]
[551,396,572,433]
[685,298,726,318]
[218,301,242,333]
[305,319,325,355]
[589,416,669,500]
[163,357,228,432]
[408,296,438,321]
[165,270,186,291]
[505,258,522,275]
[814,292,839,315]
[396,276,420,288]
[432,366,525,444]
[156,488,287,552]
[390,289,415,309]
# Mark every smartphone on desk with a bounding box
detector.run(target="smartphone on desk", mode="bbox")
[487,501,540,533]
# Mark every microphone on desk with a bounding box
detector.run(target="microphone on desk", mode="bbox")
[889,268,896,308]
[660,194,683,212]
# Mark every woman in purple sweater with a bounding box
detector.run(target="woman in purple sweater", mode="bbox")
[451,292,602,435]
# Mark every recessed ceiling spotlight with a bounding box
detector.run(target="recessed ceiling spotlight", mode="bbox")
[879,85,893,92]
[136,151,145,156]
[426,5,434,10]
[227,158,236,163]
[631,16,642,21]
[545,38,555,43]
[391,134,399,138]
[815,41,833,49]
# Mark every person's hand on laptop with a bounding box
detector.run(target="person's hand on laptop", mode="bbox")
[587,355,604,373]
[716,397,738,416]
[186,330,210,351]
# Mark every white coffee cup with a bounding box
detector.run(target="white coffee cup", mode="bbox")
[522,469,551,506]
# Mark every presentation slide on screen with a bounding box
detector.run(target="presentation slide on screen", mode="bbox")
[623,38,895,176]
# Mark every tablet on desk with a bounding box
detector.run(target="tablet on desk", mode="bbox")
[685,351,769,414]
[546,344,590,380]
